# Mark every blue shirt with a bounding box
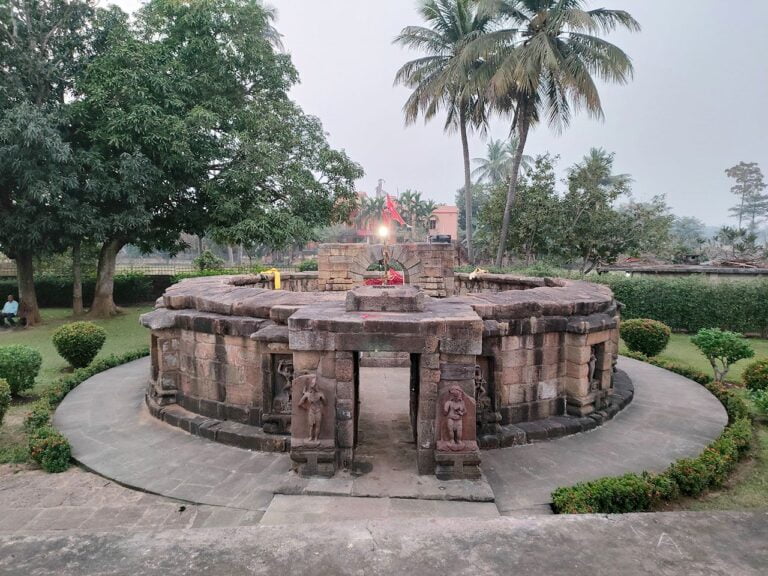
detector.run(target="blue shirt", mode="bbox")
[2,301,18,315]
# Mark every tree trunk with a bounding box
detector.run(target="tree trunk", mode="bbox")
[495,103,531,268]
[15,251,41,326]
[72,242,84,315]
[227,244,234,265]
[89,239,125,318]
[459,109,473,263]
[197,235,204,256]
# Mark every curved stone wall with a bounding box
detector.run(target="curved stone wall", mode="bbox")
[141,271,623,477]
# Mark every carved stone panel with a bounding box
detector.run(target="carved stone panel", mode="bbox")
[435,385,478,453]
[291,373,336,445]
[272,355,294,414]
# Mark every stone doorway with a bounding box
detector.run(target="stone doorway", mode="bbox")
[351,353,420,476]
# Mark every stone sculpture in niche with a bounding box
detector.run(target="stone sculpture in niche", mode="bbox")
[443,385,467,449]
[272,359,294,414]
[297,374,326,442]
[588,346,599,391]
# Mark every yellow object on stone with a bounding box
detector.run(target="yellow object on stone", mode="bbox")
[266,268,281,290]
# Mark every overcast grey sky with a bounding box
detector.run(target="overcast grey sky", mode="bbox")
[112,1,767,226]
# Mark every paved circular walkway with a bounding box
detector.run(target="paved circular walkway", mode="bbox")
[53,357,727,517]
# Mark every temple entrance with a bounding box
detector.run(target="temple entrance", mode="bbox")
[351,353,420,476]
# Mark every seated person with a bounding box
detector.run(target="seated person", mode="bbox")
[1,295,19,327]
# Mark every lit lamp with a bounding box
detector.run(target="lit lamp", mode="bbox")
[378,224,390,285]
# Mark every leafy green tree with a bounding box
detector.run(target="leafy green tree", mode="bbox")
[669,216,707,260]
[558,149,632,272]
[0,0,95,325]
[726,162,767,230]
[480,153,560,264]
[467,0,639,266]
[72,0,361,316]
[394,0,493,263]
[618,196,674,258]
[691,328,754,383]
[712,226,761,261]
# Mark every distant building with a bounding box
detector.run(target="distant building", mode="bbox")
[428,205,458,241]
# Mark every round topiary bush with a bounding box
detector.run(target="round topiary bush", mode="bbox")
[742,358,768,392]
[0,378,10,427]
[28,426,71,473]
[0,345,43,395]
[620,319,671,357]
[52,322,107,369]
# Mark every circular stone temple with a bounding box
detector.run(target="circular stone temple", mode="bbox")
[141,243,624,480]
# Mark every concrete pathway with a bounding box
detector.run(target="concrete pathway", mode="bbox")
[53,356,727,517]
[1,511,766,576]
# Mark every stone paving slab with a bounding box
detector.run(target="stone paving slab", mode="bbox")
[0,511,766,576]
[483,357,728,514]
[259,494,499,525]
[53,356,727,515]
[0,467,264,534]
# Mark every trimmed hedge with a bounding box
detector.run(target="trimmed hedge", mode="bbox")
[620,319,671,357]
[0,272,154,308]
[0,379,10,426]
[24,347,150,473]
[0,345,42,395]
[52,322,107,368]
[598,276,768,335]
[551,359,752,514]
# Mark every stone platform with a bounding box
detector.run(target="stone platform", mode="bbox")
[53,356,727,515]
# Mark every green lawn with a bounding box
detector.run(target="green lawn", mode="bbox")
[0,306,152,464]
[654,333,768,382]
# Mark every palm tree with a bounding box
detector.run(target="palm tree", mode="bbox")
[469,0,640,266]
[417,199,439,239]
[394,0,493,263]
[399,189,424,240]
[472,135,532,185]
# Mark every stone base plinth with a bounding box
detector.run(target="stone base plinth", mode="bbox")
[434,444,481,481]
[291,439,336,477]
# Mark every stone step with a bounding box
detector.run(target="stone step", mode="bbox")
[259,495,500,525]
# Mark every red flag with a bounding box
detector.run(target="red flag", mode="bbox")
[385,194,407,226]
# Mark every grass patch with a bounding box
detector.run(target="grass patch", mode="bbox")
[621,333,768,382]
[0,307,152,464]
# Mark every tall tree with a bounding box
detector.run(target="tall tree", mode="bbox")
[472,135,532,185]
[394,0,493,263]
[726,162,767,230]
[469,0,639,266]
[0,0,95,325]
[559,148,633,272]
[73,0,362,316]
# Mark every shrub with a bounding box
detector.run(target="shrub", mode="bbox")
[751,390,768,415]
[742,359,768,392]
[298,258,318,272]
[623,351,712,385]
[23,399,51,432]
[620,319,671,357]
[193,250,224,272]
[0,345,42,395]
[551,472,674,514]
[52,322,107,368]
[28,426,71,473]
[0,378,10,426]
[691,328,754,382]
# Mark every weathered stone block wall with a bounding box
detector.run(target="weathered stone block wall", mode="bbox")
[317,243,455,297]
